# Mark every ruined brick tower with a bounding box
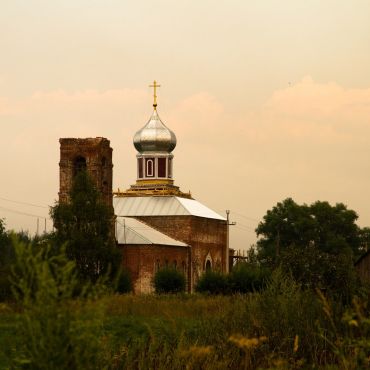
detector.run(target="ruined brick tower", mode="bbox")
[59,138,113,210]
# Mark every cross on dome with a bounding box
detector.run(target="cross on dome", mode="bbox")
[149,80,161,109]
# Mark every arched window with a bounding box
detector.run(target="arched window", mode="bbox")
[73,156,87,176]
[205,260,212,272]
[146,159,154,177]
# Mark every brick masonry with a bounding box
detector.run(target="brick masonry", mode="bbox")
[134,215,227,291]
[121,244,189,294]
[59,137,113,210]
[58,137,227,294]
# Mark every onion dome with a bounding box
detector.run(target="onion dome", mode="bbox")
[133,109,177,153]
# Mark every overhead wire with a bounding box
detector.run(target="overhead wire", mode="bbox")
[0,205,49,219]
[0,196,49,209]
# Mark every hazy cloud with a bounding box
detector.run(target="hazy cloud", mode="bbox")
[1,76,370,247]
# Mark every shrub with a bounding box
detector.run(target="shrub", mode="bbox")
[228,262,270,293]
[115,268,132,294]
[195,271,228,294]
[10,237,107,369]
[153,267,186,294]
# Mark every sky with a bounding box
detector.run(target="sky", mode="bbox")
[1,0,370,250]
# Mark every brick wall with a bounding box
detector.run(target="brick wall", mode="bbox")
[59,137,113,210]
[135,215,227,289]
[121,244,189,294]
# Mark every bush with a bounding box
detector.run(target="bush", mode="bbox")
[228,262,270,293]
[153,268,186,294]
[115,268,132,294]
[10,237,107,369]
[195,271,228,294]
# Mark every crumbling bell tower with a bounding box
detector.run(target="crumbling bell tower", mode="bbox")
[59,137,113,211]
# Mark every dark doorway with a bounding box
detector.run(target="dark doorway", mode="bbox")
[205,260,212,271]
[73,156,87,176]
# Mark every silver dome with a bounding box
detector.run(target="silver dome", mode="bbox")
[133,109,177,153]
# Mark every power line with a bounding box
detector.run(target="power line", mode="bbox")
[234,225,255,234]
[215,209,260,224]
[0,205,49,219]
[232,211,260,223]
[0,196,49,209]
[237,222,256,230]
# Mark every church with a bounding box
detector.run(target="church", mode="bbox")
[58,82,229,293]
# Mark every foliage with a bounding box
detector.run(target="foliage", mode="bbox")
[359,226,370,253]
[50,170,120,282]
[114,268,132,294]
[2,279,370,368]
[256,198,362,263]
[0,219,12,301]
[9,237,107,369]
[153,267,186,294]
[228,262,270,293]
[280,244,358,301]
[0,220,38,301]
[195,270,228,294]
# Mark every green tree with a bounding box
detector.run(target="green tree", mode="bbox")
[359,227,370,253]
[279,244,357,300]
[256,198,362,263]
[50,171,119,282]
[0,219,12,300]
[228,262,270,293]
[195,270,228,295]
[153,267,186,294]
[10,237,107,369]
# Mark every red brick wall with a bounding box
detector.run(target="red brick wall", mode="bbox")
[121,244,189,294]
[59,138,113,210]
[135,215,227,289]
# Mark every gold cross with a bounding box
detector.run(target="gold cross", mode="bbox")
[149,80,161,108]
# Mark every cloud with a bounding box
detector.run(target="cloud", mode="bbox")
[1,77,370,247]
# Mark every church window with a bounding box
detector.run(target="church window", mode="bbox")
[205,260,212,272]
[138,158,143,178]
[73,156,87,176]
[146,158,155,177]
[158,158,166,178]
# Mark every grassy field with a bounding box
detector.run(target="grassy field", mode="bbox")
[2,284,367,369]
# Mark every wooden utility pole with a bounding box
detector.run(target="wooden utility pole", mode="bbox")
[226,210,236,273]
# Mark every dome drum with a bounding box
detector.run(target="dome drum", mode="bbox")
[137,153,173,182]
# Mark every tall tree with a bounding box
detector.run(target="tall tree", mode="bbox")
[256,198,362,264]
[50,171,119,281]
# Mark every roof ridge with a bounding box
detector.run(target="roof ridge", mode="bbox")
[125,225,153,244]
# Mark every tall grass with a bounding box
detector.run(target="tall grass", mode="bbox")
[5,238,370,369]
[9,238,107,369]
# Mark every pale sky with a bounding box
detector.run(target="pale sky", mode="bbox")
[1,1,370,249]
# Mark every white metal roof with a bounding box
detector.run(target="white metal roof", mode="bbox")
[116,217,188,246]
[114,196,226,220]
